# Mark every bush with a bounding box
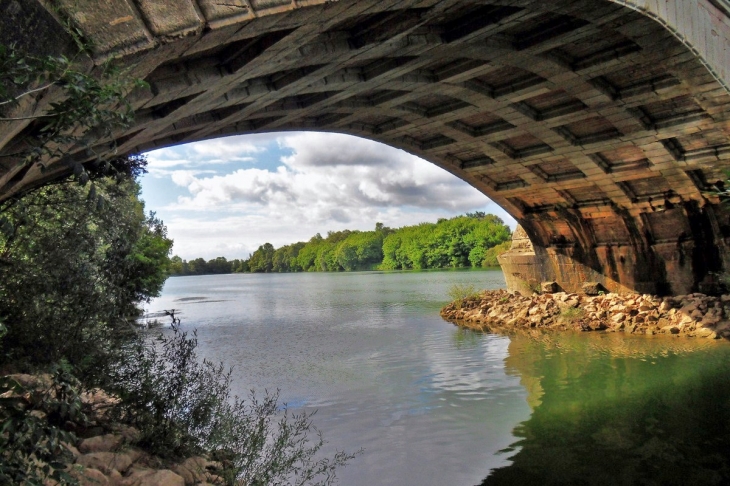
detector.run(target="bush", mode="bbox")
[0,365,85,485]
[108,326,359,485]
[481,240,511,267]
[0,176,172,379]
[447,284,481,309]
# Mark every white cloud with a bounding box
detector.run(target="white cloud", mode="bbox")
[145,133,273,175]
[143,132,517,259]
[166,133,486,213]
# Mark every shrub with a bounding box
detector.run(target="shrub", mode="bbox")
[0,176,171,379]
[448,283,481,309]
[108,326,359,485]
[0,365,85,485]
[481,241,511,267]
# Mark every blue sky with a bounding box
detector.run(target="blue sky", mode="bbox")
[140,131,516,260]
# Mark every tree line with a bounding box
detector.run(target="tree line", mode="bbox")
[170,212,512,276]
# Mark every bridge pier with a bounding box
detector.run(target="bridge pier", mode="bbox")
[501,197,730,296]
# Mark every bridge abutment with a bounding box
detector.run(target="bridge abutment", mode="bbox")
[501,196,730,296]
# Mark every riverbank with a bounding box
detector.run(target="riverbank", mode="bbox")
[3,374,221,486]
[441,289,730,340]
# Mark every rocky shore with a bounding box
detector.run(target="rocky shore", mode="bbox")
[4,374,223,486]
[441,289,730,340]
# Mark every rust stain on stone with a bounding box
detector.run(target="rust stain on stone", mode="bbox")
[109,15,134,26]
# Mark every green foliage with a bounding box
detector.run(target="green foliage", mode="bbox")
[560,307,586,323]
[0,43,147,183]
[0,366,86,485]
[481,240,511,267]
[249,242,275,273]
[0,173,172,377]
[109,327,228,459]
[381,215,511,270]
[169,255,251,276]
[212,393,359,486]
[447,283,480,309]
[109,327,359,485]
[177,217,511,275]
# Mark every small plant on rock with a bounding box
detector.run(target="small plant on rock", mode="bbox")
[448,283,480,309]
[559,307,586,323]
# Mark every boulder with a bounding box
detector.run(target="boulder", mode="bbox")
[76,451,139,475]
[79,434,123,454]
[581,282,605,296]
[112,425,141,444]
[119,468,184,486]
[172,457,211,485]
[6,373,53,391]
[541,281,560,293]
[715,321,730,333]
[63,442,81,460]
[658,301,673,312]
[70,466,109,486]
[694,327,718,339]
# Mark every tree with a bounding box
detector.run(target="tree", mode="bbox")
[232,259,249,273]
[249,243,275,273]
[207,256,232,274]
[0,173,172,375]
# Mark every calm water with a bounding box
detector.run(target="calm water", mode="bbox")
[147,270,730,485]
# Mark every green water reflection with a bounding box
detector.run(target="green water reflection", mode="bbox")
[481,332,730,486]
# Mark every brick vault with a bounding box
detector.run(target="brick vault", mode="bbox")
[3,0,730,295]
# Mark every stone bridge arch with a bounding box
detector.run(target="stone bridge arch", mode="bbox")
[3,0,730,295]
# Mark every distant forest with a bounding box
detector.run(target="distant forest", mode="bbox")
[169,212,512,276]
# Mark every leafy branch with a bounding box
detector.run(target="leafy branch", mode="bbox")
[0,42,147,186]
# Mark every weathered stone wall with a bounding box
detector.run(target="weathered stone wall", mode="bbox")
[619,0,730,93]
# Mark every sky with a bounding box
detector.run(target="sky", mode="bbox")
[140,131,517,260]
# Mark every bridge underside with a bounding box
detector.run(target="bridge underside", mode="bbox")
[3,0,730,295]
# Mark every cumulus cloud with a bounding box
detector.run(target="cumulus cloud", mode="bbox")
[167,132,486,213]
[145,133,277,175]
[142,132,516,259]
[279,132,402,167]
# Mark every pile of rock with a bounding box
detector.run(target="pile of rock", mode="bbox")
[65,433,220,486]
[441,289,730,340]
[5,374,224,486]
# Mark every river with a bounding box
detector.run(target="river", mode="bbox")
[147,270,730,485]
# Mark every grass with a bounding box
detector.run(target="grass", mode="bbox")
[448,284,481,309]
[560,307,586,323]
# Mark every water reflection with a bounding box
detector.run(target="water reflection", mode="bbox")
[481,331,730,486]
[148,271,527,485]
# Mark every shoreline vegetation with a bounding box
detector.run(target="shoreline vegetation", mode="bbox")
[169,213,512,276]
[0,166,358,485]
[441,289,730,341]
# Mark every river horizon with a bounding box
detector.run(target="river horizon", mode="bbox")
[145,269,730,485]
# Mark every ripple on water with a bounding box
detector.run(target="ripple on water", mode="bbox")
[142,272,534,485]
